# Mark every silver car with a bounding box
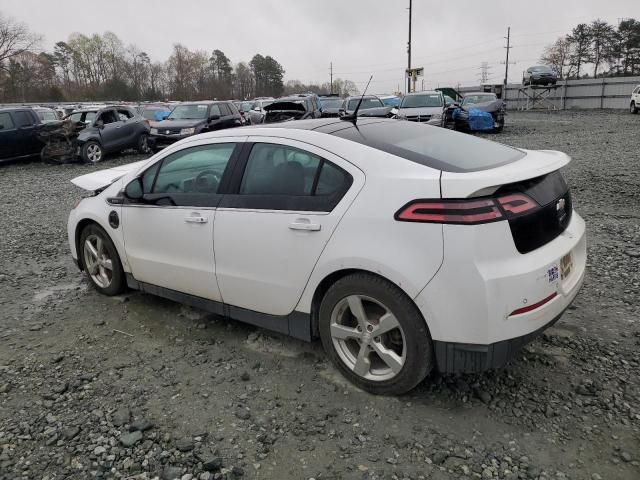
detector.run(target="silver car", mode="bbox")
[395,91,445,126]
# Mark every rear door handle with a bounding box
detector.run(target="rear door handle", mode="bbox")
[289,219,321,231]
[185,215,208,224]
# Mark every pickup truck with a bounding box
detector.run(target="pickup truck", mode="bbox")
[0,108,43,163]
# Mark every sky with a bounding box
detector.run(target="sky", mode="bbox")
[1,0,636,94]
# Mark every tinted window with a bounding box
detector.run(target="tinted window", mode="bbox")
[168,104,209,120]
[153,144,236,194]
[240,143,321,195]
[228,103,240,115]
[0,112,15,130]
[315,162,351,196]
[218,103,230,116]
[331,120,525,173]
[210,104,222,117]
[13,111,35,127]
[38,110,58,122]
[142,162,160,193]
[117,108,133,120]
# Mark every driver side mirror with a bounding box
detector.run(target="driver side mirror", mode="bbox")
[124,177,144,201]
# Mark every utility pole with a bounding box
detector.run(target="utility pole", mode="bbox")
[330,62,333,94]
[407,0,412,93]
[503,27,512,89]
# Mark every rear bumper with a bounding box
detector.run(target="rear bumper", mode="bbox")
[415,211,586,348]
[433,301,572,373]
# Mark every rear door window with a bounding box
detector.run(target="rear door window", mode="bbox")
[0,112,15,130]
[209,104,222,117]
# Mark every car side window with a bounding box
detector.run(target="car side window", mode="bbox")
[210,104,222,117]
[117,109,133,121]
[98,110,118,124]
[315,161,351,196]
[0,112,15,130]
[240,143,321,195]
[152,143,237,195]
[14,111,36,127]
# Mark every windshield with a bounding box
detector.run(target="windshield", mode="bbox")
[462,94,497,105]
[531,66,553,72]
[240,101,253,112]
[167,104,209,120]
[347,97,383,110]
[332,120,525,173]
[142,109,165,120]
[38,111,58,122]
[320,98,343,109]
[400,94,443,108]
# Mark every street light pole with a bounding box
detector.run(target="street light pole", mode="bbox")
[407,0,412,93]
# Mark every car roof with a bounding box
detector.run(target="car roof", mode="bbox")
[178,101,226,105]
[0,107,36,112]
[463,92,496,96]
[404,91,441,96]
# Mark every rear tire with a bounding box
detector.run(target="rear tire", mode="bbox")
[319,273,433,395]
[631,101,638,114]
[79,224,125,296]
[137,133,150,154]
[82,141,104,164]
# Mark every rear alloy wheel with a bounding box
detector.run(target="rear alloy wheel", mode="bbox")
[319,273,433,395]
[80,224,125,296]
[137,133,151,153]
[82,141,103,164]
[631,101,638,114]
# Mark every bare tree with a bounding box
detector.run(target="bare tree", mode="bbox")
[0,13,40,68]
[540,36,574,79]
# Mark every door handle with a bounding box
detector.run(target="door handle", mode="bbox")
[289,219,321,231]
[185,215,208,224]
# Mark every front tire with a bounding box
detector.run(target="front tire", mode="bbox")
[79,224,125,296]
[82,141,104,164]
[319,273,433,395]
[631,101,638,114]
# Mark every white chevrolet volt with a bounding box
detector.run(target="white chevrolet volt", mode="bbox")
[68,118,586,395]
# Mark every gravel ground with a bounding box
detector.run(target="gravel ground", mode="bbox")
[0,110,639,480]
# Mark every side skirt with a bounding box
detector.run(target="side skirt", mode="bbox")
[126,274,312,341]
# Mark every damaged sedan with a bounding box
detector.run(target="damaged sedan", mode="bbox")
[262,96,321,123]
[450,92,505,132]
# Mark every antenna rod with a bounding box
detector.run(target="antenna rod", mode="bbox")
[330,62,333,94]
[407,0,412,94]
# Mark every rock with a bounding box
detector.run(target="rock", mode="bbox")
[475,389,492,404]
[620,451,632,462]
[231,466,244,476]
[52,354,65,363]
[0,383,11,394]
[120,431,143,447]
[240,372,250,381]
[112,407,130,426]
[161,466,183,480]
[53,382,68,395]
[181,475,193,480]
[129,419,154,432]
[432,451,449,464]
[175,438,194,452]
[62,426,80,440]
[93,446,106,455]
[235,410,251,420]
[203,457,223,471]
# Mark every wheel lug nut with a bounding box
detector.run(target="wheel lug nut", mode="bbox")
[356,326,362,332]
[374,337,381,343]
[366,325,373,332]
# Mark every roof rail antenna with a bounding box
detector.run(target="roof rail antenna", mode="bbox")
[341,75,373,123]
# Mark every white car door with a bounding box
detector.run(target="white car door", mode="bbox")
[214,137,363,316]
[121,139,243,301]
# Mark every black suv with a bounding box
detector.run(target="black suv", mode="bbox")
[0,108,42,163]
[150,101,242,150]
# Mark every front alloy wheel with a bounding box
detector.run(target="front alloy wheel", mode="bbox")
[79,224,125,296]
[82,142,103,163]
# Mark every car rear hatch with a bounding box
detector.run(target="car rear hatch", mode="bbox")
[440,149,572,253]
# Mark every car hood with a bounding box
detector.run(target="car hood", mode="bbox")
[397,106,443,115]
[71,159,152,192]
[152,118,206,129]
[264,102,306,112]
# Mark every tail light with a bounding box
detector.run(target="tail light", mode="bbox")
[395,193,538,225]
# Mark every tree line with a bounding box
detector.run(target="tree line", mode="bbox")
[0,12,336,103]
[540,18,640,79]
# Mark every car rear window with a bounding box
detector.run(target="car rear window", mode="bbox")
[330,120,525,172]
